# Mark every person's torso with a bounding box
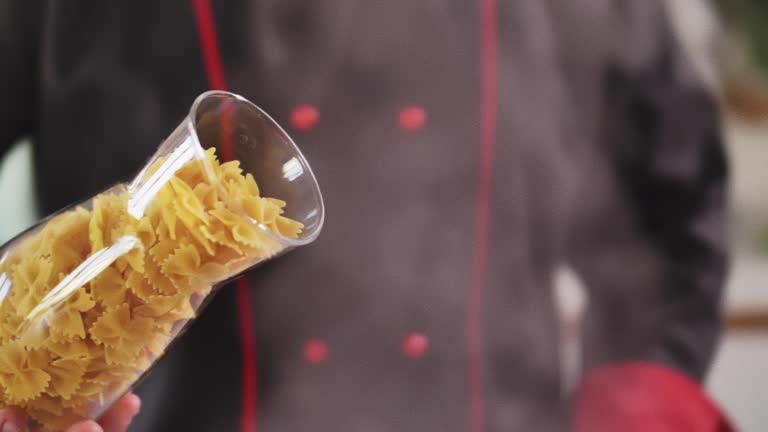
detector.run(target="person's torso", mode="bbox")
[32,1,621,430]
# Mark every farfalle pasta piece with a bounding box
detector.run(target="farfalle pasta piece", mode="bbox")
[219,160,243,181]
[89,306,152,366]
[232,221,279,254]
[243,173,259,197]
[90,267,128,308]
[115,239,145,275]
[86,362,141,387]
[145,323,173,356]
[133,216,157,250]
[203,146,221,171]
[134,294,195,324]
[124,269,156,302]
[142,253,177,296]
[175,157,209,187]
[199,224,242,254]
[102,343,144,367]
[193,183,218,209]
[48,339,90,360]
[262,199,284,225]
[46,208,91,274]
[27,346,53,371]
[208,244,250,269]
[87,201,108,253]
[48,309,86,340]
[67,289,96,312]
[6,234,42,266]
[88,193,127,251]
[209,203,240,226]
[162,243,201,286]
[82,305,106,332]
[47,289,95,340]
[170,177,209,226]
[156,186,179,241]
[265,197,287,210]
[148,239,177,267]
[239,195,275,223]
[47,358,88,400]
[197,262,229,282]
[73,378,105,406]
[27,394,64,416]
[275,215,304,238]
[180,223,216,256]
[0,342,51,403]
[10,257,53,316]
[89,305,149,348]
[18,320,49,350]
[5,364,51,404]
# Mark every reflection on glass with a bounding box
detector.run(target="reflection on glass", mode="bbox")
[282,157,304,182]
[0,273,9,303]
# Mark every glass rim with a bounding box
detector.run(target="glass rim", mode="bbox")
[187,90,325,248]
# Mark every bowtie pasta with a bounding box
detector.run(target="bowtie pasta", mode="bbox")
[0,148,302,431]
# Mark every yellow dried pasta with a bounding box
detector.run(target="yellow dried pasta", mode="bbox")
[0,148,302,431]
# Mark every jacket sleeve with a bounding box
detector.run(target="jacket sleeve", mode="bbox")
[0,0,41,159]
[567,2,733,431]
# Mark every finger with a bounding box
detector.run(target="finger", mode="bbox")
[66,420,103,432]
[0,407,27,432]
[97,393,141,432]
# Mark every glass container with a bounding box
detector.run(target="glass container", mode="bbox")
[0,91,324,431]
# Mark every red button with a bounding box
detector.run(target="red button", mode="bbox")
[303,339,328,364]
[401,332,429,359]
[291,104,320,131]
[398,105,427,131]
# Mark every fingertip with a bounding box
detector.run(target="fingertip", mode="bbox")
[0,407,26,432]
[96,393,141,432]
[125,393,141,414]
[67,420,103,432]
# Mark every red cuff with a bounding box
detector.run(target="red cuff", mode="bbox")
[573,362,735,432]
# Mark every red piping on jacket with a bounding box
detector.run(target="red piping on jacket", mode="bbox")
[467,0,498,431]
[192,1,258,431]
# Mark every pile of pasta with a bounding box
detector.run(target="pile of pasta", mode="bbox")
[0,148,302,431]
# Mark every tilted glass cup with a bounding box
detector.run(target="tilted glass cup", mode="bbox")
[0,91,324,431]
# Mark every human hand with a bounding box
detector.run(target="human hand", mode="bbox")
[0,392,140,432]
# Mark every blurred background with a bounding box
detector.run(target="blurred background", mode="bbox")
[0,0,767,430]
